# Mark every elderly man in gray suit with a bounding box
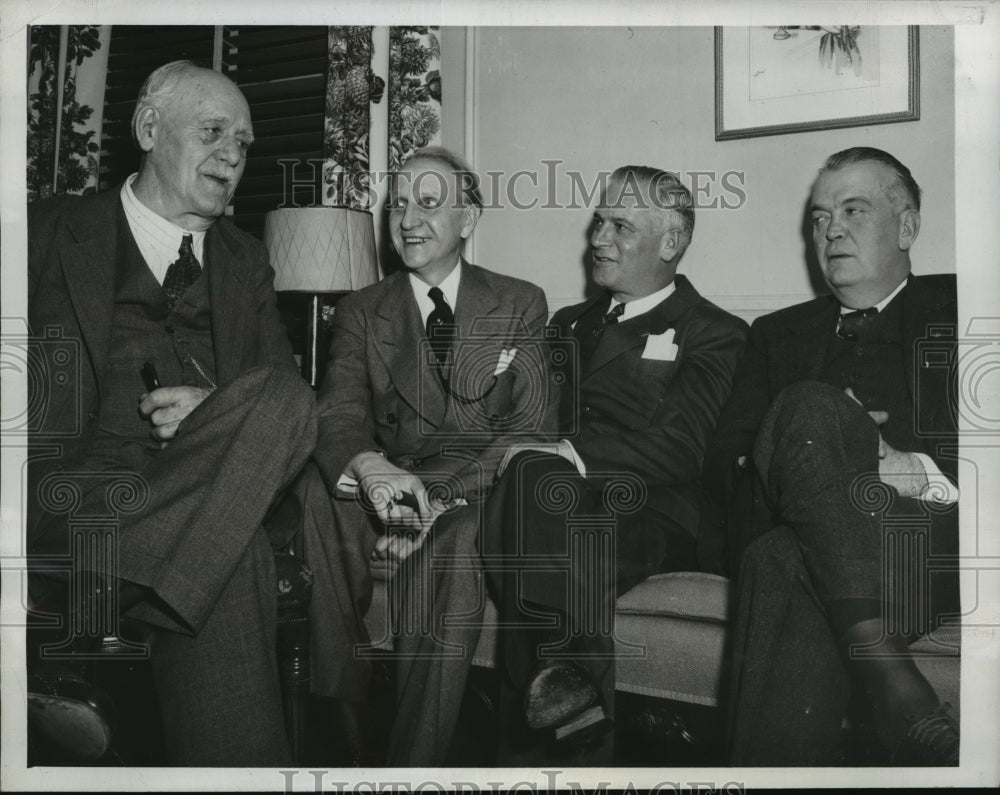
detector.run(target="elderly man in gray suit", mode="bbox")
[26,61,316,765]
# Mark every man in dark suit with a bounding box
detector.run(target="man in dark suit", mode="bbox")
[299,147,558,765]
[26,61,316,765]
[485,165,748,761]
[705,147,960,765]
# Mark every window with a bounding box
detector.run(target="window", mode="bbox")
[99,25,329,240]
[223,26,329,240]
[99,26,215,192]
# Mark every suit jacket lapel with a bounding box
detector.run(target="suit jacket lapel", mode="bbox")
[206,223,251,386]
[373,270,448,426]
[584,275,701,378]
[781,297,838,382]
[452,260,501,382]
[59,192,120,395]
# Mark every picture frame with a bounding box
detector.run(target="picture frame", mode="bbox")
[715,25,920,140]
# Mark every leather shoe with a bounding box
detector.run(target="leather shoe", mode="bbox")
[523,660,612,745]
[28,666,115,761]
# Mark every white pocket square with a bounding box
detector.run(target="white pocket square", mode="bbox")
[494,348,518,376]
[642,329,678,361]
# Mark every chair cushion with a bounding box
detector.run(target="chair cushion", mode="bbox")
[616,572,730,623]
[365,574,959,713]
[613,573,731,706]
[366,572,735,706]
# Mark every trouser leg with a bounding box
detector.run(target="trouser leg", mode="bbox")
[746,381,959,761]
[386,506,484,766]
[485,452,685,762]
[148,528,290,766]
[299,464,380,699]
[30,364,317,634]
[28,364,317,765]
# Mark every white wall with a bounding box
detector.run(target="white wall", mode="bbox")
[447,26,955,323]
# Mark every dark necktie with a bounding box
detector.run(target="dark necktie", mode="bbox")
[163,234,202,313]
[426,286,456,366]
[837,306,879,341]
[579,301,626,364]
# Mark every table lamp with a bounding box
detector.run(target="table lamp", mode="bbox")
[264,207,378,388]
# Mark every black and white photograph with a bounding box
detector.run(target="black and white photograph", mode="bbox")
[2,1,998,791]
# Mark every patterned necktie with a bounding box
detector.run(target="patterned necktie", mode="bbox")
[426,286,456,366]
[837,306,879,341]
[579,301,626,364]
[595,301,626,335]
[163,234,202,313]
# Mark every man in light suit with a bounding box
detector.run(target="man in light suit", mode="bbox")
[300,147,558,765]
[484,165,748,762]
[26,61,316,765]
[705,147,960,765]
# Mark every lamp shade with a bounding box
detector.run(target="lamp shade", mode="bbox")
[264,207,378,292]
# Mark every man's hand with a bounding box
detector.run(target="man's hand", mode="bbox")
[370,528,433,579]
[139,385,213,442]
[497,441,574,478]
[877,440,929,499]
[348,451,437,531]
[844,387,927,498]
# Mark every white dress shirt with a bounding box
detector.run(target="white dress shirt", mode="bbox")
[120,173,207,284]
[408,259,461,324]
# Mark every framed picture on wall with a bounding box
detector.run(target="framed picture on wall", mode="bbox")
[715,25,920,140]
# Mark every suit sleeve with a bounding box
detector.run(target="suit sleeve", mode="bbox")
[436,284,560,502]
[573,310,748,488]
[703,315,774,505]
[313,293,379,490]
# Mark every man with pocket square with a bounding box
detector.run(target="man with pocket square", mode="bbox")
[298,147,558,766]
[485,165,748,762]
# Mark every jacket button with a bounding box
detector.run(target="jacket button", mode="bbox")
[386,412,397,424]
[88,410,97,420]
[583,405,592,414]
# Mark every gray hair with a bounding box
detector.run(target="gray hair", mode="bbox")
[609,165,695,258]
[399,146,484,208]
[131,60,214,143]
[820,147,922,212]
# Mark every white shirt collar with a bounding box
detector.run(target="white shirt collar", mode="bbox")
[839,277,908,315]
[608,280,677,321]
[120,173,207,284]
[409,259,462,326]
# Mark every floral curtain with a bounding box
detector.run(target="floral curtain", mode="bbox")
[323,26,442,210]
[25,25,442,213]
[387,26,442,171]
[26,25,111,201]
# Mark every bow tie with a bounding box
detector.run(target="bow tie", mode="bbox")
[837,307,879,341]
